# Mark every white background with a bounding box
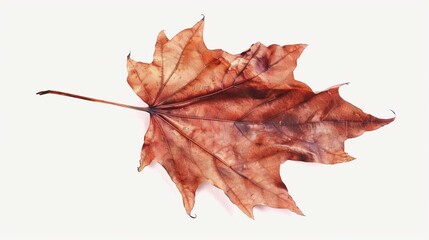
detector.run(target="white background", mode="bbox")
[1,0,428,239]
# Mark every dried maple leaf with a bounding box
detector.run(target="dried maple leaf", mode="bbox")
[38,18,394,218]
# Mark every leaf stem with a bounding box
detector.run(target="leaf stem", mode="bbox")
[36,90,150,113]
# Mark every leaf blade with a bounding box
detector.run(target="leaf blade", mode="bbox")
[129,20,394,218]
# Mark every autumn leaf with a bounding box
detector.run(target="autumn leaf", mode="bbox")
[38,18,394,218]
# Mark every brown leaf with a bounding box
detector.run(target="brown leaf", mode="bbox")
[126,19,394,218]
